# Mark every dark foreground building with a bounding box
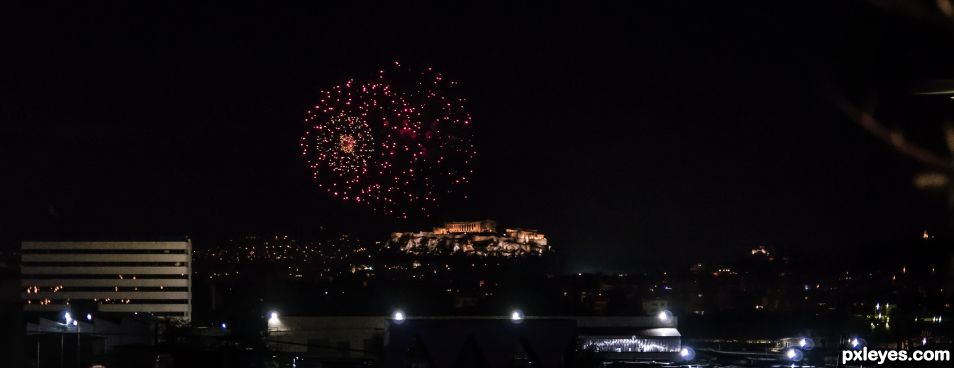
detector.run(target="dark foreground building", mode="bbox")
[265,315,682,367]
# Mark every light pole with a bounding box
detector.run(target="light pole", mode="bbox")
[61,311,71,368]
[36,324,40,368]
[75,319,80,368]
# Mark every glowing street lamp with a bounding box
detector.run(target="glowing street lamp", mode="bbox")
[798,337,814,350]
[269,311,279,322]
[679,346,695,361]
[392,310,405,321]
[511,310,523,322]
[785,348,803,361]
[657,310,673,323]
[850,337,863,349]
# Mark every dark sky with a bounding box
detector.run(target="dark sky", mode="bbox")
[3,2,953,271]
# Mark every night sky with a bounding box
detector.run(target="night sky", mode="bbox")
[3,2,953,271]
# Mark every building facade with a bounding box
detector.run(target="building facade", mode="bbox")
[504,228,547,246]
[21,241,192,321]
[433,220,496,234]
[266,316,386,363]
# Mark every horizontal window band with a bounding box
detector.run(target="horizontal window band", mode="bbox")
[24,291,189,299]
[26,299,190,304]
[22,249,187,254]
[26,304,190,313]
[22,242,189,250]
[22,266,188,275]
[22,262,188,267]
[22,279,189,287]
[23,274,189,279]
[22,254,189,262]
[24,286,188,292]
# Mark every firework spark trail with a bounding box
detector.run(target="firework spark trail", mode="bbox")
[301,62,475,218]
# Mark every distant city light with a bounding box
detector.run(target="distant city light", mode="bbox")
[221,322,227,329]
[923,337,928,346]
[64,312,72,324]
[269,311,279,322]
[850,337,861,349]
[72,320,78,326]
[392,310,405,321]
[786,348,803,361]
[657,310,673,322]
[85,313,92,321]
[798,337,814,350]
[511,310,523,321]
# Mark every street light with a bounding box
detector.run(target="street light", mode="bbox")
[785,348,803,361]
[85,313,92,321]
[657,310,673,323]
[511,310,523,322]
[392,310,405,322]
[269,311,279,323]
[679,346,695,361]
[850,337,864,349]
[60,311,72,368]
[798,337,814,350]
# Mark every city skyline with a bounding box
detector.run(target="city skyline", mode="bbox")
[4,3,954,367]
[2,2,952,270]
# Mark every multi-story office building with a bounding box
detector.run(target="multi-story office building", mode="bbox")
[21,240,192,321]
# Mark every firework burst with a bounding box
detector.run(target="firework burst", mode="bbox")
[301,62,475,218]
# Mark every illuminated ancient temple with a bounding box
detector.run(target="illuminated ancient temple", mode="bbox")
[433,220,497,234]
[390,220,549,256]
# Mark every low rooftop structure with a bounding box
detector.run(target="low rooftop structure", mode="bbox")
[264,315,681,367]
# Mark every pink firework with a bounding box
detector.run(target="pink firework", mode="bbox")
[301,62,475,218]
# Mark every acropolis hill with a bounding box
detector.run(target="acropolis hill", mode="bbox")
[388,220,549,256]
